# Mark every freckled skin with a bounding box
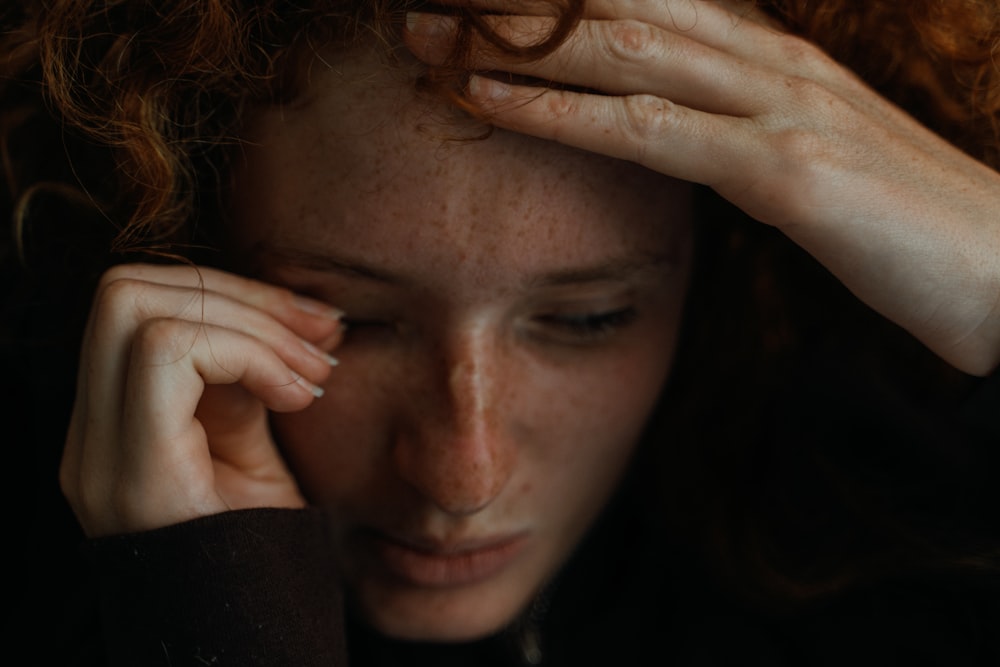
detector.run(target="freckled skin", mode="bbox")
[228,46,694,642]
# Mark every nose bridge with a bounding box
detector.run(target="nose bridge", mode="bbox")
[449,333,491,440]
[394,326,515,516]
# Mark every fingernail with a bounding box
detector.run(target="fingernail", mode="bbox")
[469,75,511,104]
[406,11,456,39]
[302,339,340,367]
[293,295,344,322]
[296,375,326,398]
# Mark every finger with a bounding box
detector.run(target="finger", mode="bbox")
[73,264,341,443]
[63,263,341,533]
[63,273,341,507]
[424,0,569,16]
[422,0,781,49]
[93,277,340,379]
[579,0,787,51]
[467,78,902,229]
[409,13,778,117]
[118,317,321,462]
[406,4,857,113]
[74,318,321,529]
[423,0,749,20]
[466,76,755,190]
[80,274,340,438]
[130,315,322,416]
[69,314,323,535]
[407,0,796,73]
[99,263,344,341]
[437,8,896,160]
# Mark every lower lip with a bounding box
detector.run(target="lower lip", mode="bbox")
[370,533,528,588]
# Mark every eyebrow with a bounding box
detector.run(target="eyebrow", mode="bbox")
[253,243,672,288]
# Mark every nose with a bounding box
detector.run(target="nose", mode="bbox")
[393,332,516,516]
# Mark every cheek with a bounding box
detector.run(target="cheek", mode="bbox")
[269,354,404,505]
[550,318,686,485]
[543,359,664,443]
[517,335,679,486]
[505,344,675,559]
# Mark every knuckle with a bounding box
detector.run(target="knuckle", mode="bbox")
[780,73,839,110]
[90,275,150,334]
[600,19,665,66]
[773,32,824,64]
[132,317,195,363]
[620,94,677,156]
[93,274,143,311]
[772,125,825,166]
[761,126,836,218]
[542,87,578,120]
[96,263,142,290]
[266,284,299,315]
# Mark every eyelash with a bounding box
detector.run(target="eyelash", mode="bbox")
[536,307,638,342]
[338,308,638,345]
[339,317,393,337]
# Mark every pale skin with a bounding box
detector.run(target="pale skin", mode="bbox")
[60,0,999,648]
[403,0,1000,376]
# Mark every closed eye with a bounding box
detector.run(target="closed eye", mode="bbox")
[341,317,390,329]
[340,316,396,343]
[534,307,638,344]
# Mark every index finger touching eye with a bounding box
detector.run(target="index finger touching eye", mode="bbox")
[98,264,343,339]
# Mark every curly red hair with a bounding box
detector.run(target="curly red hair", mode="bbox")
[1,0,998,254]
[0,1,582,254]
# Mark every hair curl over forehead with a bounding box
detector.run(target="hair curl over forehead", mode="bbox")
[1,0,998,254]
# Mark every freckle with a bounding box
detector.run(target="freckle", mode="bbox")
[519,481,532,496]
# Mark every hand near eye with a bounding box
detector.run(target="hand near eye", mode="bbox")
[60,264,343,538]
[405,0,1000,376]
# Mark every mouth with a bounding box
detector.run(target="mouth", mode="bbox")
[364,529,530,588]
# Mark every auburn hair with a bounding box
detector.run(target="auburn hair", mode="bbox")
[1,0,998,253]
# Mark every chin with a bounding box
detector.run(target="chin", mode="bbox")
[355,578,535,642]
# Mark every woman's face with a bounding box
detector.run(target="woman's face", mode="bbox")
[229,47,693,641]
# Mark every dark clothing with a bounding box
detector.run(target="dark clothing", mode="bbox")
[68,479,1000,667]
[53,356,1000,666]
[86,509,349,666]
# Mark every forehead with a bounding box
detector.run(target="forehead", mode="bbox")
[229,46,690,280]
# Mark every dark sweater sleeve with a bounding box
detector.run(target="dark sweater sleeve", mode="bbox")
[84,507,349,667]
